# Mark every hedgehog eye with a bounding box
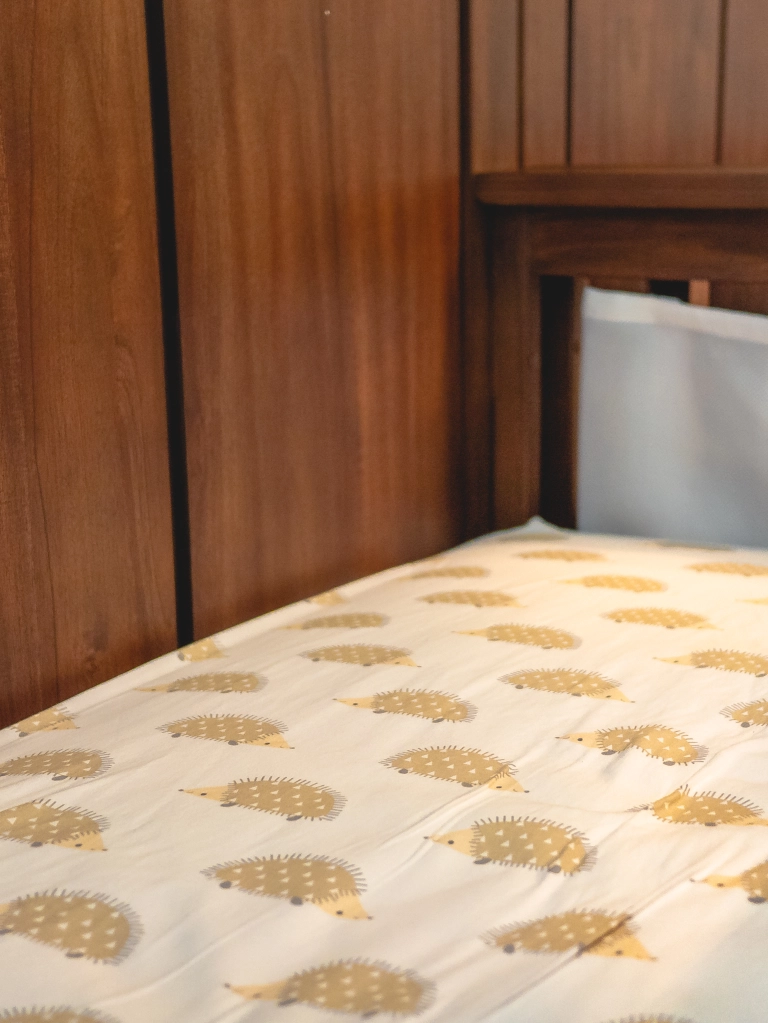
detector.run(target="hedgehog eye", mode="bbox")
[336,910,343,915]
[447,840,454,845]
[577,737,583,741]
[615,950,623,956]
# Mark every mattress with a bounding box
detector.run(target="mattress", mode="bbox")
[2,519,768,1023]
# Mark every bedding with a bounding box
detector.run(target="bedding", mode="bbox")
[2,518,768,1023]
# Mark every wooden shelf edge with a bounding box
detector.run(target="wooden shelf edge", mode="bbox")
[475,168,768,209]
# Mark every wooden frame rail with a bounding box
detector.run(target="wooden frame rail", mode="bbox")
[476,169,768,533]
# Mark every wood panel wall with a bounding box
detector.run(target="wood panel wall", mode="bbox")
[0,0,176,728]
[164,0,461,639]
[471,0,768,172]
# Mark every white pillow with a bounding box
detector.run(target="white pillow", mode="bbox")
[577,286,768,548]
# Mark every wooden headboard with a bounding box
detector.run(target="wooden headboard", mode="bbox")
[475,167,768,532]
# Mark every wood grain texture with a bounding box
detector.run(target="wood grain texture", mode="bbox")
[0,0,176,727]
[470,0,519,173]
[522,0,568,167]
[165,0,461,638]
[476,168,768,207]
[721,0,768,165]
[571,0,721,166]
[710,282,768,315]
[529,210,768,281]
[490,211,540,527]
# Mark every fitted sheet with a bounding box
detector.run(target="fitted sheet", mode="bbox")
[1,519,768,1023]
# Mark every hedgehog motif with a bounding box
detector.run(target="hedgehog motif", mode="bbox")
[184,776,345,820]
[518,549,605,562]
[603,608,715,630]
[701,858,768,903]
[138,671,266,694]
[500,668,630,701]
[600,1017,695,1023]
[640,788,768,827]
[0,1010,122,1023]
[659,649,768,676]
[337,689,475,723]
[459,623,580,650]
[483,910,653,960]
[0,801,108,851]
[286,613,389,630]
[0,891,140,963]
[409,565,489,579]
[204,854,371,919]
[13,706,76,737]
[177,636,224,661]
[430,816,593,874]
[687,561,768,576]
[721,699,768,728]
[419,590,521,608]
[0,750,112,782]
[227,960,434,1016]
[559,726,707,765]
[563,575,666,592]
[160,714,290,747]
[302,645,417,667]
[383,747,525,792]
[307,589,348,605]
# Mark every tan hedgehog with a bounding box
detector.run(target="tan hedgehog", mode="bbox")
[459,623,580,650]
[383,746,525,792]
[559,726,707,765]
[13,706,76,737]
[483,910,653,960]
[0,801,108,851]
[563,575,666,592]
[301,644,417,667]
[307,589,347,605]
[0,890,140,963]
[286,612,388,630]
[204,853,371,919]
[160,714,290,747]
[658,649,768,676]
[138,671,266,694]
[0,1010,121,1023]
[518,549,605,562]
[177,636,224,661]
[419,590,521,608]
[336,689,475,723]
[700,858,768,903]
[409,565,489,579]
[638,787,768,827]
[184,776,345,820]
[0,749,112,782]
[721,699,768,728]
[430,816,593,874]
[687,561,768,576]
[227,959,434,1016]
[603,608,715,630]
[500,668,631,701]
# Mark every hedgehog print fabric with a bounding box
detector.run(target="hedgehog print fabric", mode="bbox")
[3,521,768,1021]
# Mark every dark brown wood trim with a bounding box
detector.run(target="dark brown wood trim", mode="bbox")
[476,167,768,208]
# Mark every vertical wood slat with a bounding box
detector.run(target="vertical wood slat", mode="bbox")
[470,0,519,173]
[491,210,540,527]
[571,0,722,166]
[539,276,584,528]
[721,0,768,165]
[0,0,176,726]
[165,0,461,638]
[522,0,569,167]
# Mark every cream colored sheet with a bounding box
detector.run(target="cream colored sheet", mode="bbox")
[1,519,768,1023]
